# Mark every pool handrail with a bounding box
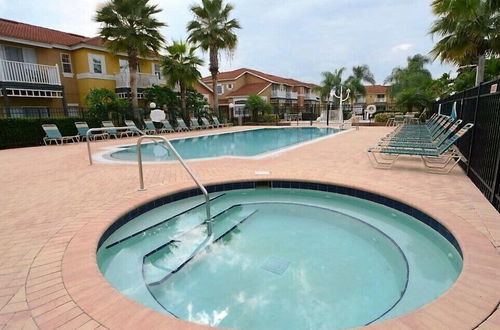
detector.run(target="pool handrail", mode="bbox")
[136,135,212,236]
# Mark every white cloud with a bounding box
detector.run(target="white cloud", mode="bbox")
[391,43,415,52]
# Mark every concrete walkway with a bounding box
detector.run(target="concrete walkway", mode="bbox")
[0,126,498,329]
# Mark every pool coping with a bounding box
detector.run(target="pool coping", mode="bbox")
[62,178,500,329]
[91,126,351,165]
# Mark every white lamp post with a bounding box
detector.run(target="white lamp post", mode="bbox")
[333,86,350,124]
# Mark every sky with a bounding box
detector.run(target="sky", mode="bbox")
[0,0,456,85]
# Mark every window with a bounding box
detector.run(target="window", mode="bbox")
[227,83,233,90]
[88,54,106,74]
[377,94,385,99]
[4,46,24,62]
[217,84,224,95]
[153,63,161,79]
[60,53,72,74]
[119,59,129,72]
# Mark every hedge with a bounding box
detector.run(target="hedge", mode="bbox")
[0,117,101,149]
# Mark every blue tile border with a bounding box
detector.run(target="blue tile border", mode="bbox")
[97,180,462,258]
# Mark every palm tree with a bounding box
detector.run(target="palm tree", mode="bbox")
[316,68,345,107]
[429,0,499,85]
[345,65,376,111]
[187,0,241,119]
[95,0,166,120]
[161,41,203,119]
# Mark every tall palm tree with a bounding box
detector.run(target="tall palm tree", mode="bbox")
[316,68,345,106]
[95,0,166,120]
[429,0,499,85]
[187,0,241,119]
[161,41,203,118]
[345,65,376,110]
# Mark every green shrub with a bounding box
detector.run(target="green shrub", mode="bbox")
[257,114,279,123]
[0,117,101,149]
[374,113,393,123]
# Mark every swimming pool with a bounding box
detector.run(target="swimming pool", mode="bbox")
[97,181,462,329]
[105,127,340,161]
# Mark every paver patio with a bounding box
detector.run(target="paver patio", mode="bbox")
[0,126,499,329]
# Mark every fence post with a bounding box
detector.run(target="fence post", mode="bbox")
[466,83,482,175]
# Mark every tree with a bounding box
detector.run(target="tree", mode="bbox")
[85,88,129,122]
[385,54,434,112]
[429,0,500,85]
[345,65,376,111]
[453,58,500,91]
[186,89,210,118]
[245,94,270,121]
[161,41,203,119]
[187,0,241,119]
[316,68,345,107]
[95,0,165,120]
[143,85,180,119]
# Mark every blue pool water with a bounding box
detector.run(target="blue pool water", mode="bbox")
[97,187,462,329]
[107,127,339,161]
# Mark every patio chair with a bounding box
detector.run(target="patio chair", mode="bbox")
[143,120,158,135]
[74,122,109,141]
[42,124,79,145]
[212,116,231,128]
[201,117,214,129]
[159,120,175,133]
[190,118,203,130]
[124,120,143,136]
[101,121,133,139]
[367,123,473,174]
[176,118,191,132]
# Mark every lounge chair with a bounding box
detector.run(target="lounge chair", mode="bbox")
[176,118,191,132]
[74,122,109,141]
[101,121,133,138]
[367,123,474,174]
[212,116,231,128]
[143,120,158,135]
[159,120,175,133]
[124,120,143,136]
[42,124,79,145]
[201,117,214,129]
[190,118,203,130]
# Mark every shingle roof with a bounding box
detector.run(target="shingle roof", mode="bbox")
[0,18,103,47]
[203,68,315,88]
[227,83,270,97]
[365,85,389,94]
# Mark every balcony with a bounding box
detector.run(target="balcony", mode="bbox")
[375,98,386,103]
[305,93,319,101]
[288,92,298,100]
[0,60,61,85]
[115,72,165,89]
[271,90,287,98]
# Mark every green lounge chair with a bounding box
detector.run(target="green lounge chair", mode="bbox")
[159,120,175,133]
[143,120,158,135]
[190,118,203,130]
[124,120,143,136]
[75,122,109,141]
[368,123,473,174]
[42,124,79,145]
[201,117,214,129]
[176,118,191,132]
[101,121,133,138]
[212,116,231,128]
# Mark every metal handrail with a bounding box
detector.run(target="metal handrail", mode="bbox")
[136,135,212,236]
[86,126,144,165]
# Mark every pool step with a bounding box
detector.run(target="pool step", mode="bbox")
[143,205,257,285]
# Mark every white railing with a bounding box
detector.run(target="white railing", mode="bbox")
[115,72,165,89]
[0,60,61,85]
[375,98,386,103]
[289,92,298,99]
[305,93,318,100]
[272,90,287,98]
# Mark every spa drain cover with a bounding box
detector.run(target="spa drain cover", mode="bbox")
[261,256,291,275]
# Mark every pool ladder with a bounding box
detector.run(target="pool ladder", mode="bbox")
[86,130,212,236]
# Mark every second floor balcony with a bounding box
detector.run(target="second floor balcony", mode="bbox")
[0,60,61,86]
[305,93,319,101]
[115,72,165,89]
[375,97,386,103]
[272,90,287,98]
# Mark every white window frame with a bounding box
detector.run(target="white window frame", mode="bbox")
[152,63,161,79]
[60,53,73,77]
[227,83,233,90]
[217,84,224,95]
[88,54,106,75]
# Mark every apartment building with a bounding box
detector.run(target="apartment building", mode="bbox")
[202,68,319,119]
[353,85,397,115]
[0,19,164,118]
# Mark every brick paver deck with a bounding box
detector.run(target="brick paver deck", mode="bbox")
[0,126,499,329]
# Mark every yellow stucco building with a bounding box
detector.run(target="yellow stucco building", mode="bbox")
[0,19,164,118]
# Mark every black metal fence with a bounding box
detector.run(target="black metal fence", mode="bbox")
[432,77,500,211]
